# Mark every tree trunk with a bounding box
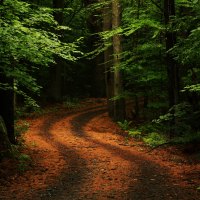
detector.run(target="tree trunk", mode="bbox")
[103,1,115,117]
[48,0,64,101]
[164,0,179,107]
[164,0,179,135]
[53,0,64,24]
[0,72,16,144]
[112,0,125,121]
[0,115,13,159]
[84,0,106,98]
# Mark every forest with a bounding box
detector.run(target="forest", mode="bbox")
[0,0,200,199]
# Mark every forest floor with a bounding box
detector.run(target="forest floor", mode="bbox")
[0,98,200,200]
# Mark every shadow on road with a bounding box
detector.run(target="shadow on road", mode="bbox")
[21,104,200,200]
[69,107,200,200]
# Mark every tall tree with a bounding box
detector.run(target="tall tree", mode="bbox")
[164,0,179,107]
[103,0,115,117]
[83,0,106,98]
[0,0,79,150]
[0,0,15,143]
[0,75,15,144]
[112,0,125,121]
[48,0,65,101]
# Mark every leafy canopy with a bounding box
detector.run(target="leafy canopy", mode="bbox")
[0,0,81,98]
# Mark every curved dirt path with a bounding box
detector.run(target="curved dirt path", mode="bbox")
[0,100,200,199]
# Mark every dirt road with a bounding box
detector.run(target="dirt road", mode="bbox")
[0,100,200,199]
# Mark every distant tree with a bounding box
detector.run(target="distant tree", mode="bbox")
[48,0,65,101]
[164,0,179,107]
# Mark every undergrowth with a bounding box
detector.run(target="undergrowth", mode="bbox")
[143,132,167,147]
[173,132,200,145]
[13,120,32,172]
[17,153,32,172]
[62,97,82,109]
[118,119,200,150]
[117,120,132,131]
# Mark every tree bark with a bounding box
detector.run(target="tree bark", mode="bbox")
[112,0,125,121]
[164,0,179,107]
[0,72,16,144]
[103,1,115,117]
[0,115,13,159]
[48,0,65,101]
[84,0,106,98]
[53,0,64,24]
[164,0,179,136]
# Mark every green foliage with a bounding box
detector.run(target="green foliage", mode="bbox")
[15,95,41,118]
[17,153,32,172]
[62,97,82,110]
[182,84,200,93]
[0,0,81,101]
[143,132,168,147]
[125,122,168,148]
[171,0,200,70]
[123,18,163,37]
[139,123,160,134]
[117,120,132,131]
[118,1,167,120]
[14,121,30,137]
[14,120,29,146]
[147,100,167,110]
[128,129,142,139]
[154,102,200,134]
[173,132,200,145]
[87,0,200,150]
[128,122,162,141]
[172,26,200,66]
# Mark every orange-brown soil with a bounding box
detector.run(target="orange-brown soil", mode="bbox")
[0,99,200,200]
